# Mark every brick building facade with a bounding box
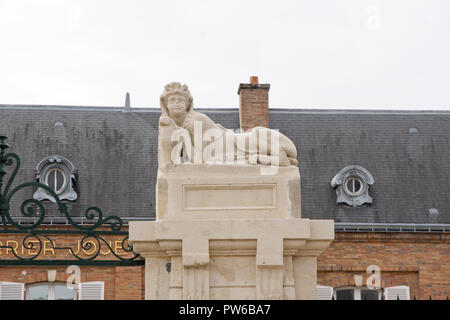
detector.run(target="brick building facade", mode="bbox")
[0,265,144,300]
[318,232,450,299]
[0,77,448,300]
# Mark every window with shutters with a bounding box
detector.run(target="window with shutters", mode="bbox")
[334,286,382,300]
[318,285,410,300]
[23,281,104,300]
[26,282,76,300]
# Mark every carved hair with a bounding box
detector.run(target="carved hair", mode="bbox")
[159,82,194,115]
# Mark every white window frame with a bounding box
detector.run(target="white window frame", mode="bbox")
[334,286,382,300]
[344,176,364,196]
[45,166,68,195]
[26,282,77,300]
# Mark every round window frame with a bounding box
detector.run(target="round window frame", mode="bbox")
[343,176,364,196]
[44,165,68,195]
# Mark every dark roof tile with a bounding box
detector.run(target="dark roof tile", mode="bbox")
[1,105,449,224]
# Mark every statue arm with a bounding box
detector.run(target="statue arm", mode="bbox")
[158,115,195,167]
[158,115,179,168]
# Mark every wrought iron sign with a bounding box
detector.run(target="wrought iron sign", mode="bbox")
[0,135,143,266]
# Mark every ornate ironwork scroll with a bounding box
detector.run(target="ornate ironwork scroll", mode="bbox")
[0,135,142,265]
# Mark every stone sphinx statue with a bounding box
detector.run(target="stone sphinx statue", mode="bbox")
[129,82,334,300]
[158,82,298,169]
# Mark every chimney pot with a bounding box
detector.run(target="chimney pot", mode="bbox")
[250,76,259,84]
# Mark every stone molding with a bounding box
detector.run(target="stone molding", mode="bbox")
[130,218,334,300]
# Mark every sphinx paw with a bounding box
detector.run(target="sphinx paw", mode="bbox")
[160,116,175,127]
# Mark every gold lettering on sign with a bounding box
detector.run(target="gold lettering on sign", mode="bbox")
[6,240,18,255]
[114,240,124,255]
[73,240,103,256]
[83,240,97,256]
[27,240,39,255]
[43,240,56,255]
[0,237,127,257]
[73,241,81,255]
[100,241,112,255]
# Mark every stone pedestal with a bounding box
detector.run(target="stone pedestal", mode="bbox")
[129,164,334,300]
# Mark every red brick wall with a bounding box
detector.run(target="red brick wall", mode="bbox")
[0,265,144,300]
[317,232,450,300]
[238,83,270,131]
[0,226,145,300]
[1,230,448,300]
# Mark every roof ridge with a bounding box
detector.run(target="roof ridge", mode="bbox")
[2,104,450,114]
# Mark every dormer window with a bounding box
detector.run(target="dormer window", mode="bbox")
[331,165,374,207]
[33,156,77,203]
[45,167,68,195]
[344,176,364,196]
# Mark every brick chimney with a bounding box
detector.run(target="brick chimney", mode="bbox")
[238,76,270,132]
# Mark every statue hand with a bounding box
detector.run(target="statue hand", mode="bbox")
[160,116,176,127]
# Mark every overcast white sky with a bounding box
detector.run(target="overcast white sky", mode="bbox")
[0,0,449,109]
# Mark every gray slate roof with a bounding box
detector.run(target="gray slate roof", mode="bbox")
[1,104,449,224]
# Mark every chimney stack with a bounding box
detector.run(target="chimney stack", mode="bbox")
[238,76,270,132]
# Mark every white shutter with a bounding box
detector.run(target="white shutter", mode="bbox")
[384,285,410,300]
[79,282,104,300]
[0,282,25,300]
[316,285,334,300]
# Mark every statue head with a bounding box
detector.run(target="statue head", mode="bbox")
[160,82,194,118]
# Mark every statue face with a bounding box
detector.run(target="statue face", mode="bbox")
[167,94,188,118]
